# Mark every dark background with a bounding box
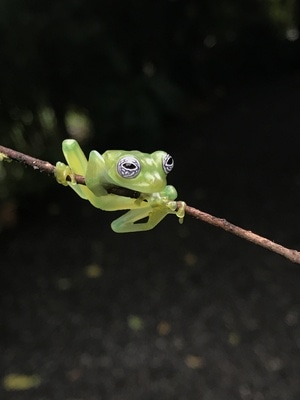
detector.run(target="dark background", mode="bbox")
[1,1,300,399]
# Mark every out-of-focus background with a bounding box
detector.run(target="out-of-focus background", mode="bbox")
[1,1,300,399]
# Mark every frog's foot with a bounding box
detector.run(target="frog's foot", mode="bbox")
[55,162,76,186]
[167,200,186,224]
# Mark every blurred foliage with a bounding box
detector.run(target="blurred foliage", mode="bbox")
[0,0,299,198]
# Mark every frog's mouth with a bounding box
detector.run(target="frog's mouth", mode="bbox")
[105,184,141,199]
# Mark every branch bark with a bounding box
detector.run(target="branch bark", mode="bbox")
[185,205,300,264]
[1,144,300,264]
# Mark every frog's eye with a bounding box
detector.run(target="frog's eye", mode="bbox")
[163,154,174,174]
[117,156,141,178]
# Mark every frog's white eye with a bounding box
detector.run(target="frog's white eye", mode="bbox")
[163,154,174,174]
[117,156,141,178]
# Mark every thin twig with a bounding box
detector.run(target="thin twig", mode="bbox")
[0,144,85,185]
[185,206,300,264]
[1,144,300,264]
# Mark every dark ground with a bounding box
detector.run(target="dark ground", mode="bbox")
[1,74,300,399]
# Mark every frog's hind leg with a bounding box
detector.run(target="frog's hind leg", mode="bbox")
[111,206,168,233]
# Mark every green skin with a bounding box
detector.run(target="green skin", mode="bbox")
[55,139,185,233]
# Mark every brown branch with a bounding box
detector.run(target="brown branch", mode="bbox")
[185,206,300,264]
[0,144,85,185]
[1,144,300,264]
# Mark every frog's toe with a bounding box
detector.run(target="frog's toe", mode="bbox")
[175,201,186,223]
[166,200,177,212]
[55,162,75,186]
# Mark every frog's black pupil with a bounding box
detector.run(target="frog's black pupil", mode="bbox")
[125,163,135,169]
[167,157,173,165]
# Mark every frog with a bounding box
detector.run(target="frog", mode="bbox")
[55,139,185,233]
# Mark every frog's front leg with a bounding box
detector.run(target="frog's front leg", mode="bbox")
[55,139,94,201]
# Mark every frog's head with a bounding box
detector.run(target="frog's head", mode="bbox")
[104,150,174,193]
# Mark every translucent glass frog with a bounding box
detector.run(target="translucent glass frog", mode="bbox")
[55,139,185,233]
